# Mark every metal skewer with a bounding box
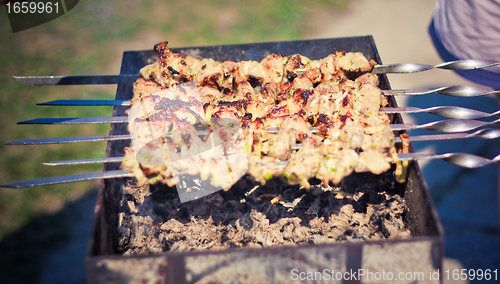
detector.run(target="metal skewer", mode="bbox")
[34,86,499,106]
[0,170,134,188]
[271,152,500,169]
[4,135,132,145]
[372,59,500,74]
[18,117,129,125]
[14,60,500,85]
[389,118,500,132]
[42,156,125,166]
[382,85,499,97]
[6,117,500,145]
[382,106,500,119]
[37,126,500,167]
[3,151,499,188]
[13,74,139,85]
[35,128,500,167]
[397,152,500,168]
[37,100,131,106]
[20,105,500,124]
[393,128,500,142]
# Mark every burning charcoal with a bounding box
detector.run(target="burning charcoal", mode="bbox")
[161,235,170,251]
[294,193,316,212]
[370,213,391,239]
[150,186,175,203]
[266,205,282,224]
[305,197,320,216]
[351,199,368,214]
[191,201,209,217]
[120,199,138,214]
[209,193,225,209]
[177,207,191,222]
[224,199,244,212]
[152,205,170,221]
[280,187,302,203]
[238,214,254,231]
[280,219,300,241]
[123,193,137,204]
[353,191,369,205]
[122,182,147,205]
[220,228,231,244]
[320,194,343,217]
[116,165,411,254]
[221,214,235,227]
[117,214,132,249]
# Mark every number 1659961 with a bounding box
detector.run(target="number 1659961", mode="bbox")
[445,269,497,281]
[6,1,59,14]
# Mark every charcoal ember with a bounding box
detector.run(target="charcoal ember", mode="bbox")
[238,214,254,231]
[304,196,320,216]
[149,185,175,203]
[177,207,191,222]
[120,199,138,214]
[116,172,411,254]
[117,213,132,249]
[265,205,282,224]
[370,213,391,239]
[352,191,369,213]
[117,214,155,254]
[122,181,148,205]
[280,187,303,203]
[279,219,302,242]
[152,205,170,222]
[319,194,344,217]
[209,193,224,207]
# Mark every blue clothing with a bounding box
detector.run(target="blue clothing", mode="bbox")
[429,0,500,89]
[429,20,500,89]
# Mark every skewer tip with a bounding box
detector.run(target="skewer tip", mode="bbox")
[0,183,20,188]
[13,75,30,81]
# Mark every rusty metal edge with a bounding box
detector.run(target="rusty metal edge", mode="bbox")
[85,235,441,284]
[86,49,135,279]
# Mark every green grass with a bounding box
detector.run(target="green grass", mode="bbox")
[0,0,346,280]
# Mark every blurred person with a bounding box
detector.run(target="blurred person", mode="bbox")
[430,0,500,225]
[428,0,500,89]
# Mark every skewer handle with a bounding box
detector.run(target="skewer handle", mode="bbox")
[372,60,500,74]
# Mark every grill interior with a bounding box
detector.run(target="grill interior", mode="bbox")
[86,37,443,283]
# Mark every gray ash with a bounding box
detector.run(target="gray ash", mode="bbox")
[117,170,411,256]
